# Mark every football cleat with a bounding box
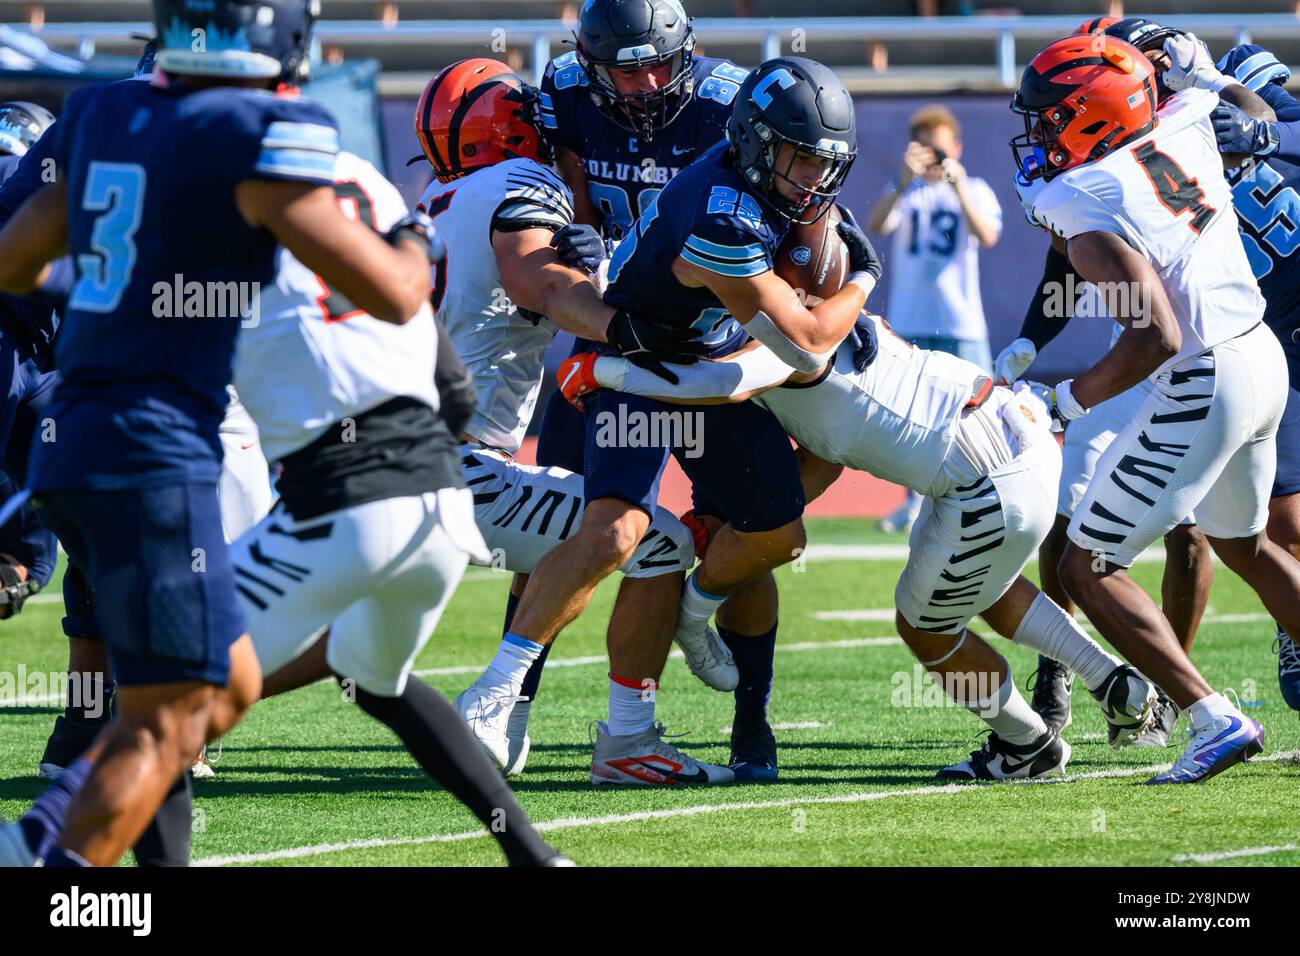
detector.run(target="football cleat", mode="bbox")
[1145,714,1264,785]
[1132,689,1181,747]
[590,721,734,786]
[454,686,528,771]
[673,619,739,692]
[1091,664,1158,748]
[504,700,532,777]
[1273,627,1300,711]
[729,707,779,782]
[37,714,104,781]
[1028,655,1074,733]
[937,729,1071,781]
[192,745,216,780]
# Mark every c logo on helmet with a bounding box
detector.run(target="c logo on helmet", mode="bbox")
[751,68,797,109]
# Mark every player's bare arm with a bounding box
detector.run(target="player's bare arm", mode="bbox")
[237,178,430,325]
[554,145,602,229]
[0,179,66,293]
[492,226,613,342]
[1065,229,1181,408]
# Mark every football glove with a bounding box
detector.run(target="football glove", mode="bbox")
[835,204,882,293]
[846,313,879,372]
[605,310,706,384]
[1162,34,1233,93]
[1211,102,1280,158]
[550,223,608,273]
[994,337,1038,385]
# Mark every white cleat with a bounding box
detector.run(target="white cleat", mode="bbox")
[192,745,216,779]
[503,700,532,777]
[590,721,735,786]
[0,821,36,867]
[673,620,739,692]
[455,685,527,771]
[1092,665,1159,748]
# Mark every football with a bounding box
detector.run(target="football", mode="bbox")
[775,205,848,306]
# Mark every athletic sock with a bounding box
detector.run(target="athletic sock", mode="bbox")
[346,675,556,866]
[481,632,544,698]
[607,673,656,737]
[971,675,1048,745]
[717,622,777,715]
[679,572,727,627]
[19,756,93,862]
[1012,592,1119,691]
[1187,691,1237,730]
[132,769,193,867]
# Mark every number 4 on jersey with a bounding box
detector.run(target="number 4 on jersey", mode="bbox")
[1132,141,1216,234]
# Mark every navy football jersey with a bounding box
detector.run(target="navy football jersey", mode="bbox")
[539,53,748,240]
[0,135,65,354]
[602,140,786,358]
[1233,158,1300,390]
[32,80,338,491]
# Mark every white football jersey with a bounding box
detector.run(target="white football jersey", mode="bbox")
[418,158,574,454]
[235,151,440,463]
[1031,88,1265,371]
[756,315,984,494]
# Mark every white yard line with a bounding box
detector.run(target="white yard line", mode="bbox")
[1172,843,1299,864]
[192,750,1300,867]
[720,721,830,733]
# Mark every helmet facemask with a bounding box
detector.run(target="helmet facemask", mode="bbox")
[746,122,855,224]
[578,35,695,141]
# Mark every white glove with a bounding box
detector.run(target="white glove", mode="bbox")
[994,337,1038,385]
[1162,33,1234,94]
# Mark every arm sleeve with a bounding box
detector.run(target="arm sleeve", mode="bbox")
[433,314,476,436]
[594,346,796,401]
[491,163,574,233]
[1017,243,1075,351]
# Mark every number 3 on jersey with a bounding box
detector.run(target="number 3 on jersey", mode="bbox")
[1133,141,1216,234]
[69,162,146,314]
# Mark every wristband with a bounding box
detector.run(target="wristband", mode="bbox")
[1053,378,1087,422]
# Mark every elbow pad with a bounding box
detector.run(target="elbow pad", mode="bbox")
[743,309,835,375]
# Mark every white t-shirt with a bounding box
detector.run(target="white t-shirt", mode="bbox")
[1030,88,1265,372]
[882,176,1002,341]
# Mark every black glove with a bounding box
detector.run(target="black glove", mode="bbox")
[846,313,878,373]
[605,310,707,385]
[835,204,882,283]
[550,223,607,273]
[385,211,446,265]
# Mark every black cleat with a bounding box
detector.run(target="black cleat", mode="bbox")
[38,714,107,780]
[1028,655,1074,733]
[1091,664,1158,748]
[729,708,778,782]
[938,729,1071,781]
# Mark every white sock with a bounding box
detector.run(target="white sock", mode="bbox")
[607,674,656,737]
[1187,692,1237,730]
[481,632,544,697]
[1012,592,1119,691]
[679,572,727,625]
[972,674,1047,745]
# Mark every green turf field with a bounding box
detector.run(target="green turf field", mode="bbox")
[1,518,1296,867]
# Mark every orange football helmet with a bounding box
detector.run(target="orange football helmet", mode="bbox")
[415,58,551,183]
[1075,16,1121,35]
[1011,35,1158,182]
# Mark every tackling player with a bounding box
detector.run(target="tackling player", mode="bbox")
[1013,33,1300,783]
[559,315,1161,779]
[0,0,434,867]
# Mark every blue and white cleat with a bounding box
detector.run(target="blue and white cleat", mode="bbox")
[729,708,779,782]
[1145,714,1264,785]
[1274,628,1300,711]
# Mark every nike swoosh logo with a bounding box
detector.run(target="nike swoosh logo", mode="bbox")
[634,759,707,783]
[1192,716,1243,764]
[998,739,1054,774]
[559,362,582,392]
[672,146,692,156]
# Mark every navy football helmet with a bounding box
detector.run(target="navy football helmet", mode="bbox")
[0,101,55,158]
[574,0,696,141]
[1102,17,1185,53]
[153,0,318,85]
[726,57,856,223]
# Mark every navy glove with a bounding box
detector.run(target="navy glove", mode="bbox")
[835,204,882,284]
[605,310,707,385]
[385,211,446,265]
[550,223,607,273]
[1211,102,1279,158]
[846,313,878,373]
